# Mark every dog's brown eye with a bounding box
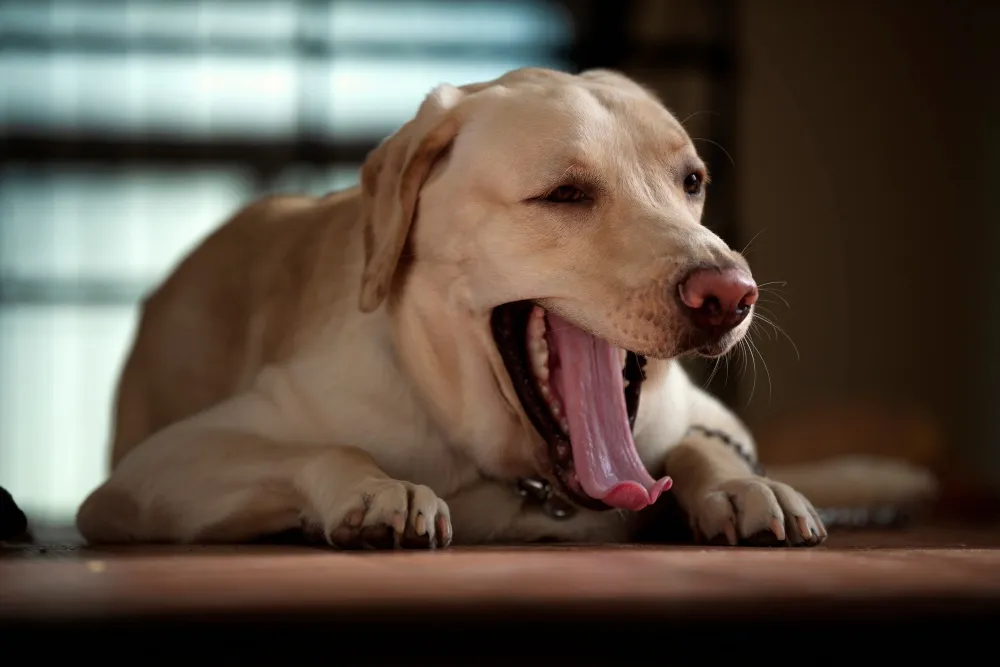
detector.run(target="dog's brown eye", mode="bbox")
[545,185,588,203]
[683,172,704,196]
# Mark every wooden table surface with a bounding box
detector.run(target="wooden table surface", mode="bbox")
[3,524,999,662]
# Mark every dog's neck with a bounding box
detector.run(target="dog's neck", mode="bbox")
[386,267,545,484]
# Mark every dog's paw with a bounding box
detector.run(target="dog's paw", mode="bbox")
[325,479,452,550]
[688,477,827,547]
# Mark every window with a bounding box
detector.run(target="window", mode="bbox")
[0,0,574,524]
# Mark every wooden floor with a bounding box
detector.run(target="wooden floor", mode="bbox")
[3,524,999,662]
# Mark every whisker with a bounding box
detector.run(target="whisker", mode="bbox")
[750,320,773,342]
[729,343,741,383]
[690,137,736,167]
[757,289,790,309]
[737,339,750,382]
[740,228,766,256]
[733,340,744,382]
[680,110,720,126]
[742,339,752,383]
[754,299,787,313]
[702,356,723,390]
[755,305,784,322]
[753,313,801,362]
[748,335,774,404]
[629,350,647,380]
[743,337,758,410]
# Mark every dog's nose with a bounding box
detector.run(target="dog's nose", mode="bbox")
[678,267,758,331]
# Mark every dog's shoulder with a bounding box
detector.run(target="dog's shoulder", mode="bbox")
[113,188,368,455]
[143,188,363,354]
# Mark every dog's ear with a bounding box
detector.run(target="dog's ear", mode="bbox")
[358,84,466,313]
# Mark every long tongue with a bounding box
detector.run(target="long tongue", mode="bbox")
[547,313,672,511]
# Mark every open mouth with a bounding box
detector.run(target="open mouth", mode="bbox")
[490,302,672,513]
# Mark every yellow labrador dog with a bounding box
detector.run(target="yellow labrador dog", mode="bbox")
[76,67,898,549]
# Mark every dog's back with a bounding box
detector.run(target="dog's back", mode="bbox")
[110,190,362,468]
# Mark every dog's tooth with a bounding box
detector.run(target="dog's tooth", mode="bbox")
[623,379,630,388]
[551,403,561,418]
[531,348,548,375]
[534,347,548,361]
[556,443,569,459]
[530,335,547,356]
[618,348,627,370]
[560,418,570,434]
[529,311,547,335]
[527,321,540,343]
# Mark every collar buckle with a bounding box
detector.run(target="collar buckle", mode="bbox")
[517,477,576,520]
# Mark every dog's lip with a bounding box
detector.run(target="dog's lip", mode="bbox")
[688,326,743,358]
[535,297,712,361]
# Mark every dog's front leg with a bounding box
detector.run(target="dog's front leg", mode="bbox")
[645,366,827,547]
[77,402,452,548]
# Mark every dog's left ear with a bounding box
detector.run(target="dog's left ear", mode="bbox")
[358,84,467,313]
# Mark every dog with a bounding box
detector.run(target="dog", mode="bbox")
[76,67,930,549]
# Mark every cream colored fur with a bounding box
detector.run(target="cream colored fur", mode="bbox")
[76,68,931,548]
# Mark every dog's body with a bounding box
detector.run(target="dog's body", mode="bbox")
[76,68,929,548]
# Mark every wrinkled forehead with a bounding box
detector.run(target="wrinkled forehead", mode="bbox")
[457,80,699,191]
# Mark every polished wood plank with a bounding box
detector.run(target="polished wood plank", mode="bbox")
[3,525,998,662]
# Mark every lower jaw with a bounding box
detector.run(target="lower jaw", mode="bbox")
[695,339,738,359]
[490,301,646,512]
[683,328,738,359]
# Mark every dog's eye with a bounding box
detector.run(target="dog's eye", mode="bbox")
[545,185,589,203]
[683,172,704,196]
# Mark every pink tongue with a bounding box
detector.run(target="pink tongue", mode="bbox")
[547,313,672,511]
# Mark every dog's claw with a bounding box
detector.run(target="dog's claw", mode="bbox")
[796,516,810,542]
[724,520,738,546]
[436,514,452,547]
[769,518,786,542]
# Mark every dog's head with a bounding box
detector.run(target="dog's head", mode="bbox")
[357,68,758,510]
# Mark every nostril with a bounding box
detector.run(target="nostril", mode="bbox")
[732,302,751,324]
[702,296,722,319]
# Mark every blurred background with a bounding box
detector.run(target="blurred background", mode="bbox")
[1,0,998,528]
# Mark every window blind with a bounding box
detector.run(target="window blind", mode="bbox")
[0,0,574,524]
